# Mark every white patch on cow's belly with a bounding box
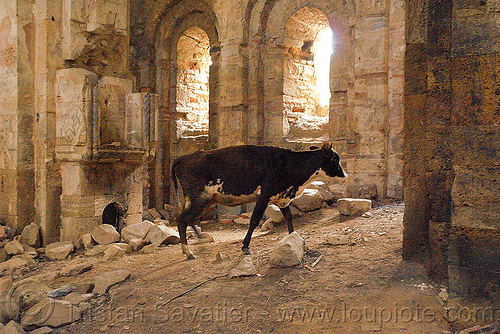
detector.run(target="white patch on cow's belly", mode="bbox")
[202,180,261,206]
[270,187,294,208]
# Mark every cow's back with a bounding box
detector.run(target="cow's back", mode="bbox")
[172,145,285,198]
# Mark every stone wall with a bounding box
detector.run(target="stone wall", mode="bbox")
[133,0,405,202]
[404,0,500,297]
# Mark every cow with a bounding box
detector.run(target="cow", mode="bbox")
[171,143,347,259]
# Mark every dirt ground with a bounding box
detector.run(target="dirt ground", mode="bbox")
[27,200,498,333]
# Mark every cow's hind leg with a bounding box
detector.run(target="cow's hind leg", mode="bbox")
[177,203,205,260]
[280,206,293,233]
[242,196,270,254]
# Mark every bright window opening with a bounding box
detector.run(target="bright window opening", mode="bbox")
[176,26,211,138]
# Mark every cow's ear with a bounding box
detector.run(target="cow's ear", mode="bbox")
[309,145,319,150]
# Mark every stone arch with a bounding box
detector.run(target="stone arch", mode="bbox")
[247,0,354,144]
[153,1,220,205]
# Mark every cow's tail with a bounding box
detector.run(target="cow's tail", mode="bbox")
[171,159,185,211]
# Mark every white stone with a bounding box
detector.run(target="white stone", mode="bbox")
[144,225,180,245]
[102,244,125,261]
[4,240,24,256]
[337,198,372,216]
[45,241,74,260]
[120,221,154,244]
[269,232,305,267]
[20,223,41,248]
[21,298,80,329]
[93,270,131,294]
[327,235,351,245]
[265,204,284,223]
[230,255,257,277]
[91,224,120,245]
[291,189,323,212]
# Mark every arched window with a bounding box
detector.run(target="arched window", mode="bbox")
[283,7,333,140]
[176,26,211,138]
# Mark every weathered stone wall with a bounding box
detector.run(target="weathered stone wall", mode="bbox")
[404,0,500,297]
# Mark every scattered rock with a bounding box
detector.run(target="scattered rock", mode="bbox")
[291,189,323,212]
[269,231,305,267]
[194,232,214,244]
[73,282,94,294]
[347,184,378,200]
[327,235,352,246]
[62,292,94,305]
[147,208,162,220]
[144,225,180,245]
[112,243,132,253]
[264,204,284,223]
[458,324,500,334]
[29,326,53,334]
[91,224,120,245]
[120,221,154,244]
[128,238,146,251]
[47,284,73,298]
[21,298,80,329]
[0,257,28,276]
[102,244,125,261]
[214,252,224,263]
[260,219,276,232]
[0,226,7,241]
[21,245,37,259]
[0,276,12,294]
[337,198,372,216]
[234,216,250,225]
[93,270,131,294]
[59,260,93,277]
[20,223,41,248]
[81,234,94,249]
[4,240,24,256]
[328,184,348,199]
[362,212,372,218]
[85,244,109,257]
[438,288,449,306]
[45,241,74,260]
[140,243,158,254]
[2,320,25,334]
[230,255,257,277]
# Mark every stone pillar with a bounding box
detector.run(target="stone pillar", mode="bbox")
[402,0,430,260]
[0,0,36,233]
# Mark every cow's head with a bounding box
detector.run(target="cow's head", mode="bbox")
[318,143,348,181]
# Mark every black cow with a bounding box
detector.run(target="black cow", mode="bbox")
[171,143,347,259]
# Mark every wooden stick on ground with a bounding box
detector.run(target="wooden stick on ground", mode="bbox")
[311,255,323,268]
[158,273,229,307]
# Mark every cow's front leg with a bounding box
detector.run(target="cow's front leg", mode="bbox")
[242,196,270,254]
[280,206,293,233]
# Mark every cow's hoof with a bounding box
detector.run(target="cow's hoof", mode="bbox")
[186,253,198,260]
[241,247,251,255]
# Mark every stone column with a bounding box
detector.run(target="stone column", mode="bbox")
[0,0,36,233]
